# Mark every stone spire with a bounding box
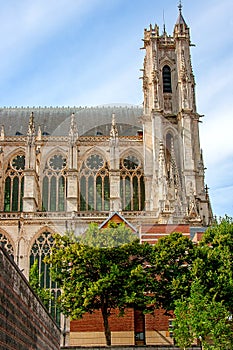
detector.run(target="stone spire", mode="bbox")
[158,141,168,202]
[174,1,190,39]
[26,112,36,169]
[27,112,35,137]
[24,112,37,212]
[109,113,119,170]
[110,113,118,140]
[68,113,78,169]
[69,113,78,145]
[176,1,187,25]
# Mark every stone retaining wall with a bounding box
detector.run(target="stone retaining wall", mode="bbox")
[0,247,60,350]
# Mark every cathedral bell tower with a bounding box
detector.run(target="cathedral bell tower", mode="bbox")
[141,4,212,225]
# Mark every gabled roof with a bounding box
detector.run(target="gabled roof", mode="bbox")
[99,211,138,233]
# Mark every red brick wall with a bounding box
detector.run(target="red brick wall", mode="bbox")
[0,247,60,350]
[141,224,190,244]
[145,309,171,331]
[70,308,171,334]
[71,308,134,332]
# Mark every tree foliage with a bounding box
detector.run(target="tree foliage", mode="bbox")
[193,216,233,312]
[46,225,154,345]
[174,216,233,348]
[29,259,51,309]
[150,232,197,312]
[79,221,138,248]
[46,216,233,347]
[174,279,233,350]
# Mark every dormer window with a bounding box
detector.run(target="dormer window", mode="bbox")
[162,65,172,93]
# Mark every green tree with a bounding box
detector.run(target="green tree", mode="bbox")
[79,221,138,247]
[46,227,154,346]
[150,232,196,312]
[193,216,233,312]
[29,259,51,309]
[174,279,233,350]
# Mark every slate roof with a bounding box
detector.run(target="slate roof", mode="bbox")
[0,105,143,137]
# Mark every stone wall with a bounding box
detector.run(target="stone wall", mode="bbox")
[0,246,60,350]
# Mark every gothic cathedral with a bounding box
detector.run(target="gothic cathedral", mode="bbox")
[0,5,212,346]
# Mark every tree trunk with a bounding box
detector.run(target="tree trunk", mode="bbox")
[101,302,111,346]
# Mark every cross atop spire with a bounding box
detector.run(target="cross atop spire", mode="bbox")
[178,0,182,15]
[175,0,187,26]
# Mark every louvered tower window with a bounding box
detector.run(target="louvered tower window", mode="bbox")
[162,65,172,93]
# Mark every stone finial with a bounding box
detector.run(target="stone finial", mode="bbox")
[27,112,35,136]
[37,125,42,140]
[188,190,200,220]
[110,113,118,139]
[69,113,78,144]
[0,125,5,140]
[158,141,167,180]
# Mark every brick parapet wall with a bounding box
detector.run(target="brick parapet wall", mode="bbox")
[0,247,60,350]
[61,346,201,350]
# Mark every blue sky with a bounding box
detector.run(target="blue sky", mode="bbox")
[0,0,232,218]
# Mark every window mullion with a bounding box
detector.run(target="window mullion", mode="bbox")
[56,176,59,211]
[130,175,133,210]
[94,174,97,211]
[48,176,51,211]
[138,176,141,211]
[18,175,21,212]
[10,176,13,211]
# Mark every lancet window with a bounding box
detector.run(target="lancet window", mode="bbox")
[30,231,60,325]
[162,65,172,93]
[4,154,25,212]
[165,132,173,163]
[42,154,67,212]
[79,154,110,211]
[120,155,145,211]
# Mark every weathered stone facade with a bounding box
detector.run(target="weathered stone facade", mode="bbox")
[0,246,60,349]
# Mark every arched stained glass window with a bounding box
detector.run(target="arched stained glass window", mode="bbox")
[0,233,14,258]
[120,155,145,211]
[79,154,110,211]
[30,231,60,325]
[4,155,25,212]
[162,65,172,93]
[42,154,67,212]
